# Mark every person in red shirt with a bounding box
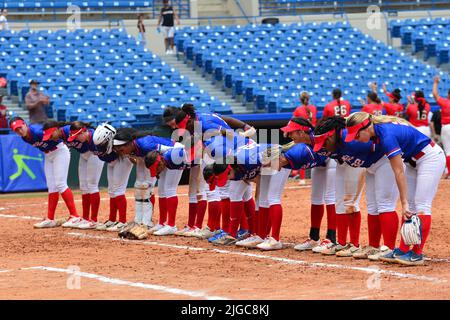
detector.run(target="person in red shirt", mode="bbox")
[405,90,431,138]
[291,91,317,185]
[322,88,351,119]
[0,95,8,129]
[359,91,383,116]
[370,82,404,117]
[433,75,450,178]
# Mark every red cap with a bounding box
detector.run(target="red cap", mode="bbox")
[67,127,86,142]
[280,120,310,133]
[43,127,58,141]
[313,130,335,152]
[149,154,162,177]
[345,118,371,142]
[10,119,26,131]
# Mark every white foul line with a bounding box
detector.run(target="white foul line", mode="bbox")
[20,266,229,300]
[67,232,446,284]
[0,214,42,221]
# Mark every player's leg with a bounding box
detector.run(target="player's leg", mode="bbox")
[97,161,118,230]
[441,124,450,177]
[78,153,90,222]
[134,158,153,227]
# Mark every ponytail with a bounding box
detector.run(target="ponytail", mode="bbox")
[43,120,70,130]
[69,121,95,131]
[346,112,411,128]
[314,116,346,145]
[175,103,197,125]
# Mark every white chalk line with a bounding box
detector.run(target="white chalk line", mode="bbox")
[67,232,446,284]
[12,266,228,300]
[0,214,42,221]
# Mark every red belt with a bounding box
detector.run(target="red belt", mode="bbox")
[412,141,435,161]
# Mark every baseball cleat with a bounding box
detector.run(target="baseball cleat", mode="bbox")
[335,243,360,257]
[256,237,283,251]
[148,223,164,235]
[311,239,334,253]
[153,225,177,236]
[62,216,84,228]
[106,222,127,232]
[34,219,58,229]
[211,233,236,246]
[235,235,264,248]
[96,220,116,231]
[293,238,320,251]
[352,245,379,259]
[77,220,98,230]
[236,229,250,241]
[368,245,392,261]
[175,226,194,236]
[379,248,407,263]
[394,251,424,266]
[183,227,201,237]
[208,229,225,242]
[194,226,214,239]
[321,243,349,256]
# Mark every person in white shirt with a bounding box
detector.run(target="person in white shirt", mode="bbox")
[0,9,10,31]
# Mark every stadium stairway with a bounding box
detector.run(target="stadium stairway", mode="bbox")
[160,54,252,113]
[0,88,28,122]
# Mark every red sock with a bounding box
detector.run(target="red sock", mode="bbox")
[299,169,306,179]
[47,192,59,220]
[229,201,243,238]
[81,194,91,220]
[311,204,324,229]
[258,207,270,239]
[244,198,256,233]
[253,210,259,235]
[348,211,361,247]
[221,198,230,233]
[326,204,336,231]
[399,218,410,252]
[109,197,117,222]
[116,195,127,223]
[240,210,249,230]
[195,200,207,229]
[446,156,450,175]
[61,188,78,217]
[158,197,168,225]
[150,194,155,208]
[166,196,178,227]
[379,211,399,250]
[368,214,381,248]
[413,215,431,255]
[269,204,283,241]
[207,201,221,231]
[90,192,100,222]
[188,202,198,228]
[336,214,349,246]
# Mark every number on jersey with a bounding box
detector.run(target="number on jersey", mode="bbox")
[334,105,347,116]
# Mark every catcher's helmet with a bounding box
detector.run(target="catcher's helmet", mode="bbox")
[93,123,116,155]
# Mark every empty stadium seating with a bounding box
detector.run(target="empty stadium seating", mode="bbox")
[0,28,232,128]
[175,21,449,113]
[389,17,450,66]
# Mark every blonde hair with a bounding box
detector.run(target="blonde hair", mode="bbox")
[346,112,411,127]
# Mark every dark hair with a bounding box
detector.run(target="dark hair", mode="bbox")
[114,127,154,143]
[9,116,24,123]
[391,88,402,102]
[144,150,163,169]
[163,106,181,123]
[175,103,196,125]
[291,117,315,131]
[314,116,346,146]
[332,88,342,116]
[69,121,94,131]
[43,120,68,130]
[415,90,426,119]
[367,92,381,104]
[203,164,215,182]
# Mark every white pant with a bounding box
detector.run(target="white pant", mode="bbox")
[45,143,70,193]
[188,164,207,202]
[406,144,446,214]
[158,167,183,198]
[79,151,104,194]
[365,157,399,215]
[258,168,291,208]
[311,159,336,205]
[335,163,365,214]
[416,125,431,138]
[135,157,157,190]
[229,180,254,202]
[107,157,133,198]
[162,26,175,38]
[441,124,450,155]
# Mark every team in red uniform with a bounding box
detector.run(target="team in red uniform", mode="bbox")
[405,90,431,137]
[433,75,450,178]
[322,88,351,118]
[360,91,383,116]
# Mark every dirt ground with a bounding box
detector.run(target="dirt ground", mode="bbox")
[1,180,450,300]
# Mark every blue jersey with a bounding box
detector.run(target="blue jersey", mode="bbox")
[162,147,191,170]
[373,122,431,160]
[283,143,327,170]
[22,124,62,153]
[197,112,231,134]
[232,143,270,181]
[204,134,252,162]
[60,125,90,154]
[98,151,119,163]
[133,135,175,157]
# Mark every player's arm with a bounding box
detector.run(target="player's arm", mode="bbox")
[277,154,290,171]
[173,8,180,25]
[389,154,411,219]
[433,75,441,102]
[221,116,256,137]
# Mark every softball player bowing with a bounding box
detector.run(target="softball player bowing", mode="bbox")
[345,112,446,265]
[433,75,450,179]
[405,90,432,138]
[113,128,181,236]
[93,123,134,232]
[314,117,399,260]
[279,117,337,252]
[9,117,80,228]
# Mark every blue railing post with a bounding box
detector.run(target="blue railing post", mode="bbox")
[234,0,251,24]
